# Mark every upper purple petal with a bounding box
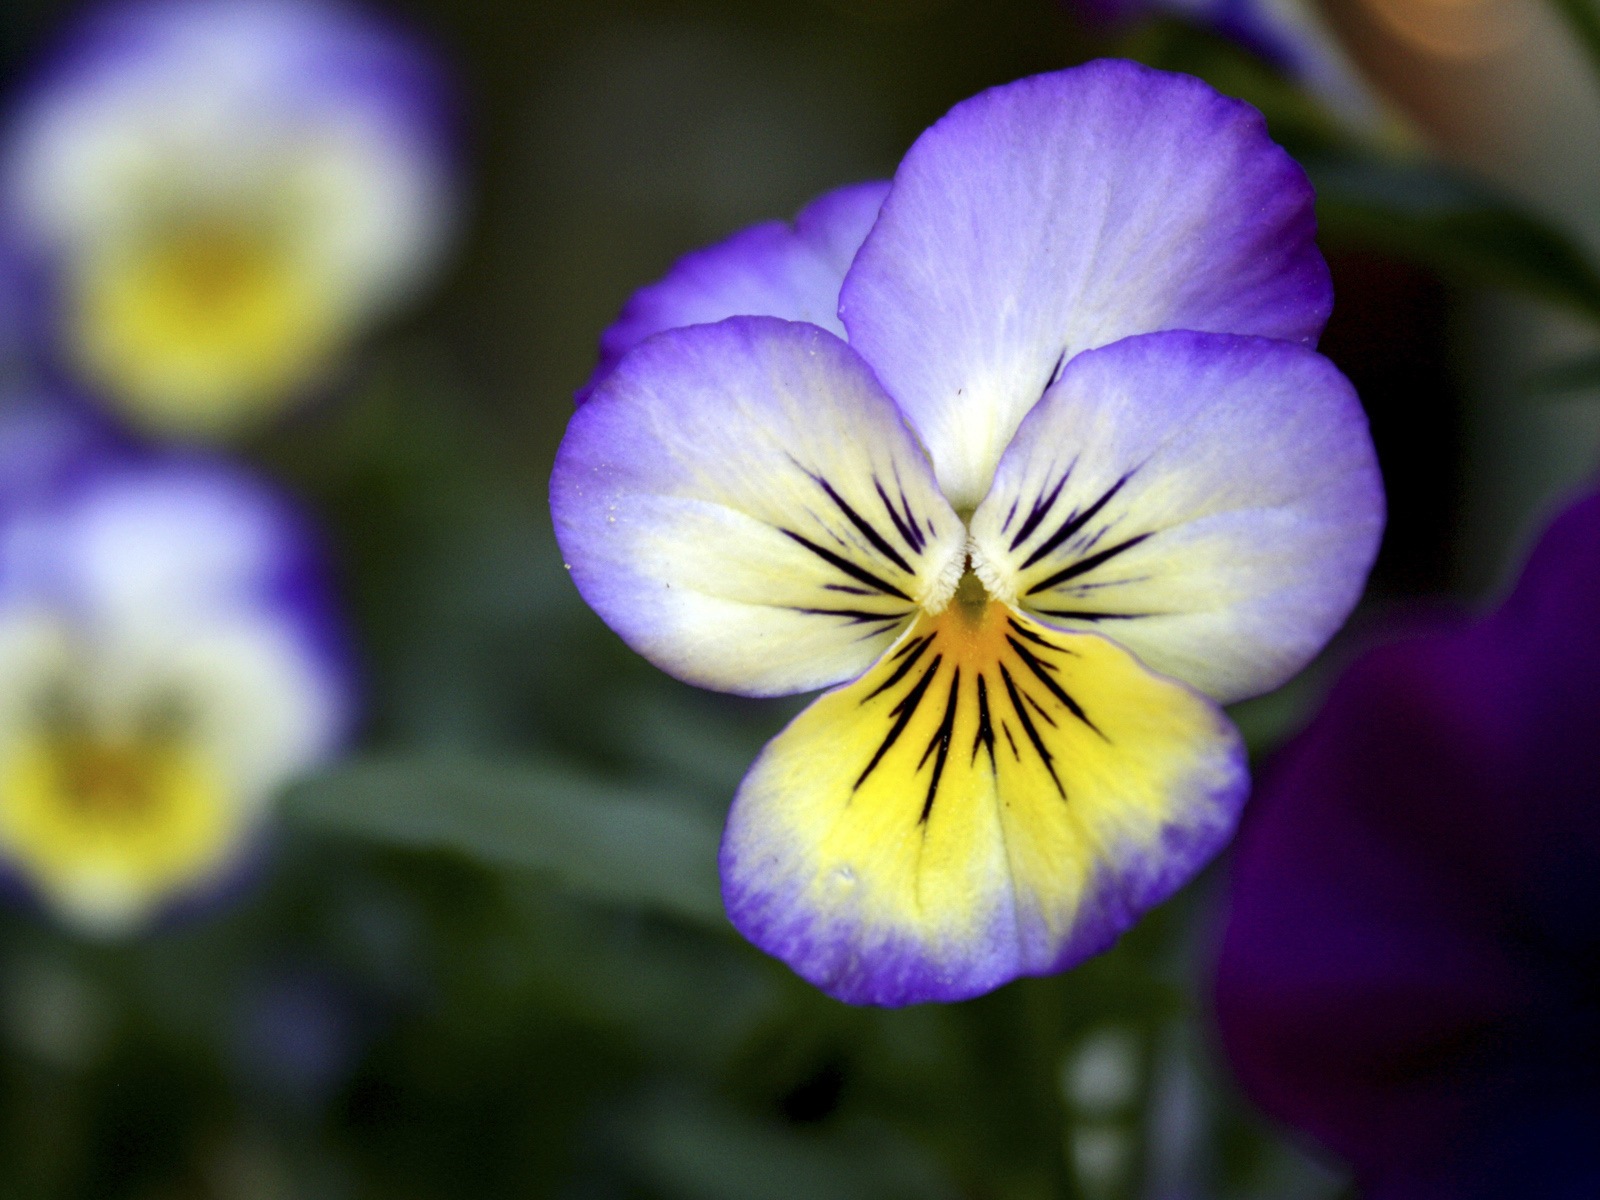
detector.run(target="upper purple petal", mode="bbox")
[1214,486,1600,1196]
[577,180,889,402]
[839,59,1331,509]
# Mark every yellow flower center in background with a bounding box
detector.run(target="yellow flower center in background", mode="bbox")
[70,217,339,437]
[0,721,234,931]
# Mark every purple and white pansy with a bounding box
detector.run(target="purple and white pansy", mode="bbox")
[0,422,352,934]
[553,60,1385,1006]
[1,0,456,439]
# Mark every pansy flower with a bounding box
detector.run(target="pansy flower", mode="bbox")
[553,61,1384,1006]
[1,0,455,438]
[1215,485,1600,1198]
[0,432,352,933]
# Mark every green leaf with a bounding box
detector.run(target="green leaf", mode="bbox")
[1519,349,1600,397]
[1227,668,1329,757]
[1306,155,1600,323]
[286,756,727,926]
[1548,0,1600,87]
[1127,22,1600,325]
[608,1086,962,1200]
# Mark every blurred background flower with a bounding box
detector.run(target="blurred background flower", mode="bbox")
[0,435,351,932]
[1,0,456,439]
[1214,484,1600,1198]
[0,0,1593,1195]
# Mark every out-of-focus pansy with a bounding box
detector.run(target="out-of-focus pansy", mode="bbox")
[1,0,456,439]
[553,61,1384,1006]
[0,438,352,934]
[1215,486,1600,1198]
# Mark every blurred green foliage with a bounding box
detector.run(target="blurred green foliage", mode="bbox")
[3,0,1599,1195]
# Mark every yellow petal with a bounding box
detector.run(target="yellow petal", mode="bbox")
[0,733,243,934]
[721,599,1247,1005]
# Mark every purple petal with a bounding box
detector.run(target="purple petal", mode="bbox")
[840,60,1331,508]
[552,317,964,698]
[969,331,1384,704]
[577,181,889,402]
[12,0,456,163]
[1214,486,1600,1193]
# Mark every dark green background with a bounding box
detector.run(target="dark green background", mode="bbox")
[2,0,1595,1195]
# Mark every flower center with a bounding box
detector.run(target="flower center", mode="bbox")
[950,564,991,623]
[69,211,337,431]
[0,685,233,929]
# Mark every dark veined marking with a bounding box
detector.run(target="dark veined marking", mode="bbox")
[1021,686,1058,728]
[1058,575,1152,594]
[890,632,932,661]
[779,529,913,602]
[1007,617,1076,656]
[917,668,962,824]
[874,479,926,556]
[1008,467,1073,553]
[999,664,1066,799]
[863,634,934,702]
[1000,497,1020,535]
[1034,609,1149,621]
[813,475,914,575]
[971,675,997,773]
[824,583,874,596]
[1027,532,1152,596]
[1076,524,1111,555]
[1001,721,1021,762]
[1006,635,1107,741]
[854,654,942,791]
[789,606,906,627]
[1020,471,1135,570]
[890,467,931,552]
[1046,346,1069,390]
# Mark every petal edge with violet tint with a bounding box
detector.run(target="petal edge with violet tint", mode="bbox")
[1215,489,1600,1196]
[721,605,1247,1005]
[578,182,890,401]
[841,61,1331,509]
[552,317,965,697]
[969,332,1383,705]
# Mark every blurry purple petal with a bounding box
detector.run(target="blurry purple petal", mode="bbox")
[1215,487,1600,1196]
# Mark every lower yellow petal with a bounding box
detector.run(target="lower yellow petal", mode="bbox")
[0,732,243,934]
[720,599,1247,1005]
